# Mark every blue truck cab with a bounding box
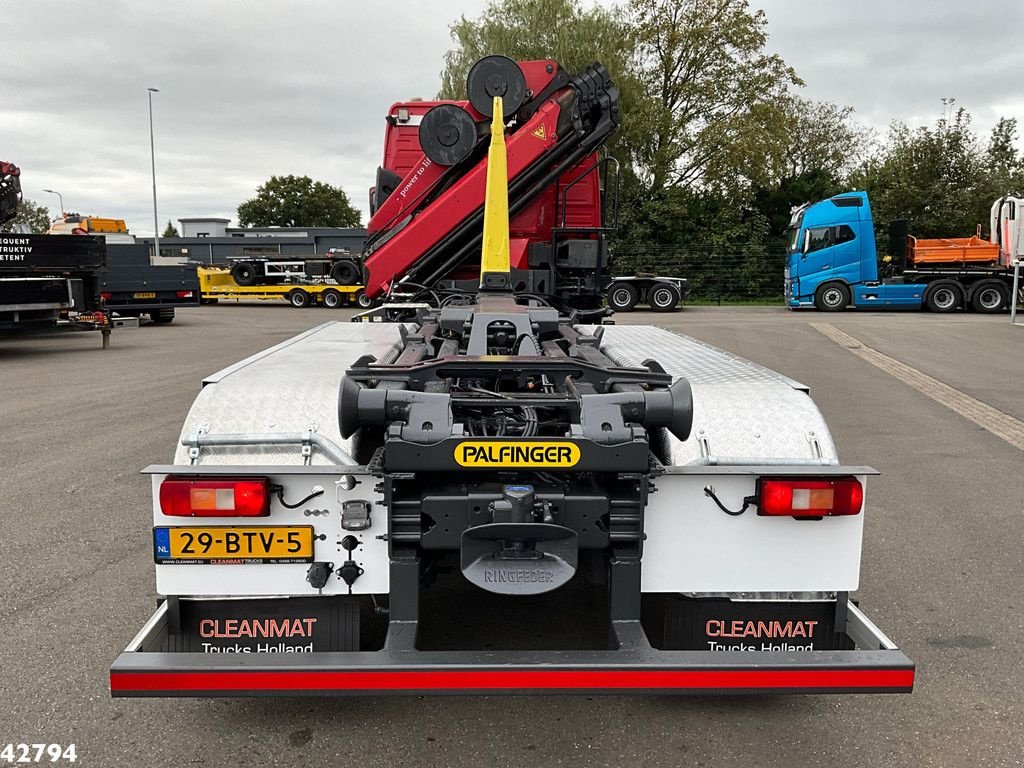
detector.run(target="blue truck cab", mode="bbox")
[785,191,927,310]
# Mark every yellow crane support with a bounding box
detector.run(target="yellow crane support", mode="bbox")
[479,96,511,291]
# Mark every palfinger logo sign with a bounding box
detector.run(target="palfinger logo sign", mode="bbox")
[454,441,580,468]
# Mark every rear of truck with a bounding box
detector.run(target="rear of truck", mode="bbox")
[111,64,912,699]
[101,244,200,323]
[0,233,111,339]
[110,314,913,696]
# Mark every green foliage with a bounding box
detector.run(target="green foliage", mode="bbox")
[772,97,873,184]
[0,198,51,234]
[852,109,1024,252]
[439,0,868,256]
[624,0,799,193]
[237,175,361,228]
[162,219,179,238]
[437,2,1022,294]
[750,169,838,242]
[439,0,633,102]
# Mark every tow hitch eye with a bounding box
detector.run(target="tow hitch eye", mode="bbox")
[460,485,578,596]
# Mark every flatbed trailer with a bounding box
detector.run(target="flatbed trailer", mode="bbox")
[198,267,371,309]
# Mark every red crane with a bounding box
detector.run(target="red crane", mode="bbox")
[0,161,22,226]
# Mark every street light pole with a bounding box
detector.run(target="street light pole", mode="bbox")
[148,87,160,259]
[42,188,64,216]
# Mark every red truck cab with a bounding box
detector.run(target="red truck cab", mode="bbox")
[361,58,615,308]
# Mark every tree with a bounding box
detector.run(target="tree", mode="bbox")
[624,0,800,193]
[439,0,634,102]
[0,198,50,234]
[439,0,807,250]
[773,96,872,183]
[440,0,800,198]
[237,175,361,228]
[981,117,1024,201]
[162,220,179,238]
[438,0,885,264]
[851,107,1006,250]
[745,97,873,241]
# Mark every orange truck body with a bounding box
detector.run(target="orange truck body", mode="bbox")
[907,235,1000,266]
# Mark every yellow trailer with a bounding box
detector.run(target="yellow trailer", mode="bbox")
[198,267,370,309]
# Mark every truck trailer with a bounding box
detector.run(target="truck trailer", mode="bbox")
[1,162,113,344]
[102,244,200,324]
[0,232,111,342]
[198,266,371,308]
[226,249,362,288]
[110,87,914,698]
[786,191,1023,312]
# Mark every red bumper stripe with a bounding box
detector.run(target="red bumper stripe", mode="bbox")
[111,667,914,694]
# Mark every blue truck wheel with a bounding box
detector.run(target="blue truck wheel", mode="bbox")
[815,283,850,311]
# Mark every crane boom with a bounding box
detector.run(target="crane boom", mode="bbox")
[0,161,23,226]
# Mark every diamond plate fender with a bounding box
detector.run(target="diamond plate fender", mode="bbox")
[581,325,838,465]
[172,322,411,465]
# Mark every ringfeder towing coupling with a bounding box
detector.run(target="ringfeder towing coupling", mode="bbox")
[110,76,914,697]
[786,190,1023,312]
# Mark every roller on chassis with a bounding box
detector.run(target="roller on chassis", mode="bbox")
[110,92,912,699]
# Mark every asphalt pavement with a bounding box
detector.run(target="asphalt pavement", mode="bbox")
[1,304,1021,767]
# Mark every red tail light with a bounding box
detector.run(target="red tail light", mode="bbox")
[100,292,112,301]
[176,290,194,299]
[758,477,863,518]
[159,477,270,517]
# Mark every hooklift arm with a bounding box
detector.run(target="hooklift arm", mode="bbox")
[479,97,511,291]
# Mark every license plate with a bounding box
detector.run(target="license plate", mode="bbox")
[154,526,314,564]
[133,292,157,299]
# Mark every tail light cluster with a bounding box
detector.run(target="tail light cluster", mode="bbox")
[176,290,194,299]
[757,477,863,518]
[159,477,270,517]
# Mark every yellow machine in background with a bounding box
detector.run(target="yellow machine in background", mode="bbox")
[198,267,369,309]
[49,214,129,235]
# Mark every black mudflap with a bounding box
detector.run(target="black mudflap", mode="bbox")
[654,595,853,652]
[150,596,361,654]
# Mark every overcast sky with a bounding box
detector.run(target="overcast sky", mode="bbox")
[4,0,1022,235]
